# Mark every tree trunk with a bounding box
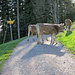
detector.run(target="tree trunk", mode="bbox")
[54,0,58,23]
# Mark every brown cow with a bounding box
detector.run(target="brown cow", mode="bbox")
[27,25,48,41]
[65,19,72,31]
[36,23,65,45]
[27,25,36,41]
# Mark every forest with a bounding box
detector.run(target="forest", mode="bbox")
[0,0,75,44]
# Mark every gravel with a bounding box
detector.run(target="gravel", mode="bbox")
[1,35,75,75]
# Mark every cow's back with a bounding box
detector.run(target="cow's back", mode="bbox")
[37,24,57,35]
[29,25,36,33]
[43,25,57,35]
[65,19,72,26]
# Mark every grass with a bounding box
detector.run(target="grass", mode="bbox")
[0,36,27,73]
[56,23,75,55]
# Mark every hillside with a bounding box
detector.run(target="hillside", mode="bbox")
[56,22,75,55]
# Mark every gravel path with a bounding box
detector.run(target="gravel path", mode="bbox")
[1,35,75,75]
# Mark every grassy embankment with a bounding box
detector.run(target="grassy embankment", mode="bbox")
[0,36,27,73]
[56,22,75,55]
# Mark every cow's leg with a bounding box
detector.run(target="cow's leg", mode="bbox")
[66,24,67,30]
[66,24,69,32]
[42,35,48,41]
[40,34,43,44]
[66,24,70,32]
[68,25,71,31]
[37,33,39,44]
[45,35,48,41]
[31,33,35,41]
[66,23,68,30]
[51,35,54,45]
[42,35,44,41]
[51,35,52,45]
[27,26,30,41]
[53,34,57,44]
[42,38,44,41]
[67,26,70,32]
[36,24,40,44]
[51,33,57,45]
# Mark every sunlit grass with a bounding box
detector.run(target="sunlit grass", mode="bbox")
[56,23,75,55]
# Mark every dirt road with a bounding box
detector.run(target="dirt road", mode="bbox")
[1,35,75,75]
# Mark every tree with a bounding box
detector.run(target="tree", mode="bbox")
[0,0,75,44]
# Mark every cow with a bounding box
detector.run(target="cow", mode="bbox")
[27,25,36,41]
[27,25,48,41]
[65,19,72,31]
[36,23,65,45]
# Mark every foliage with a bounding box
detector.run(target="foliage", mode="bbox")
[0,0,75,44]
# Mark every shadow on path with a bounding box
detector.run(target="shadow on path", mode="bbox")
[66,31,72,36]
[21,43,66,60]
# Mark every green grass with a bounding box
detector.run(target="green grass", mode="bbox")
[0,36,27,73]
[71,21,75,30]
[56,23,75,55]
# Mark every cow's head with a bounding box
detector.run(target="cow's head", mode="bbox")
[59,23,65,32]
